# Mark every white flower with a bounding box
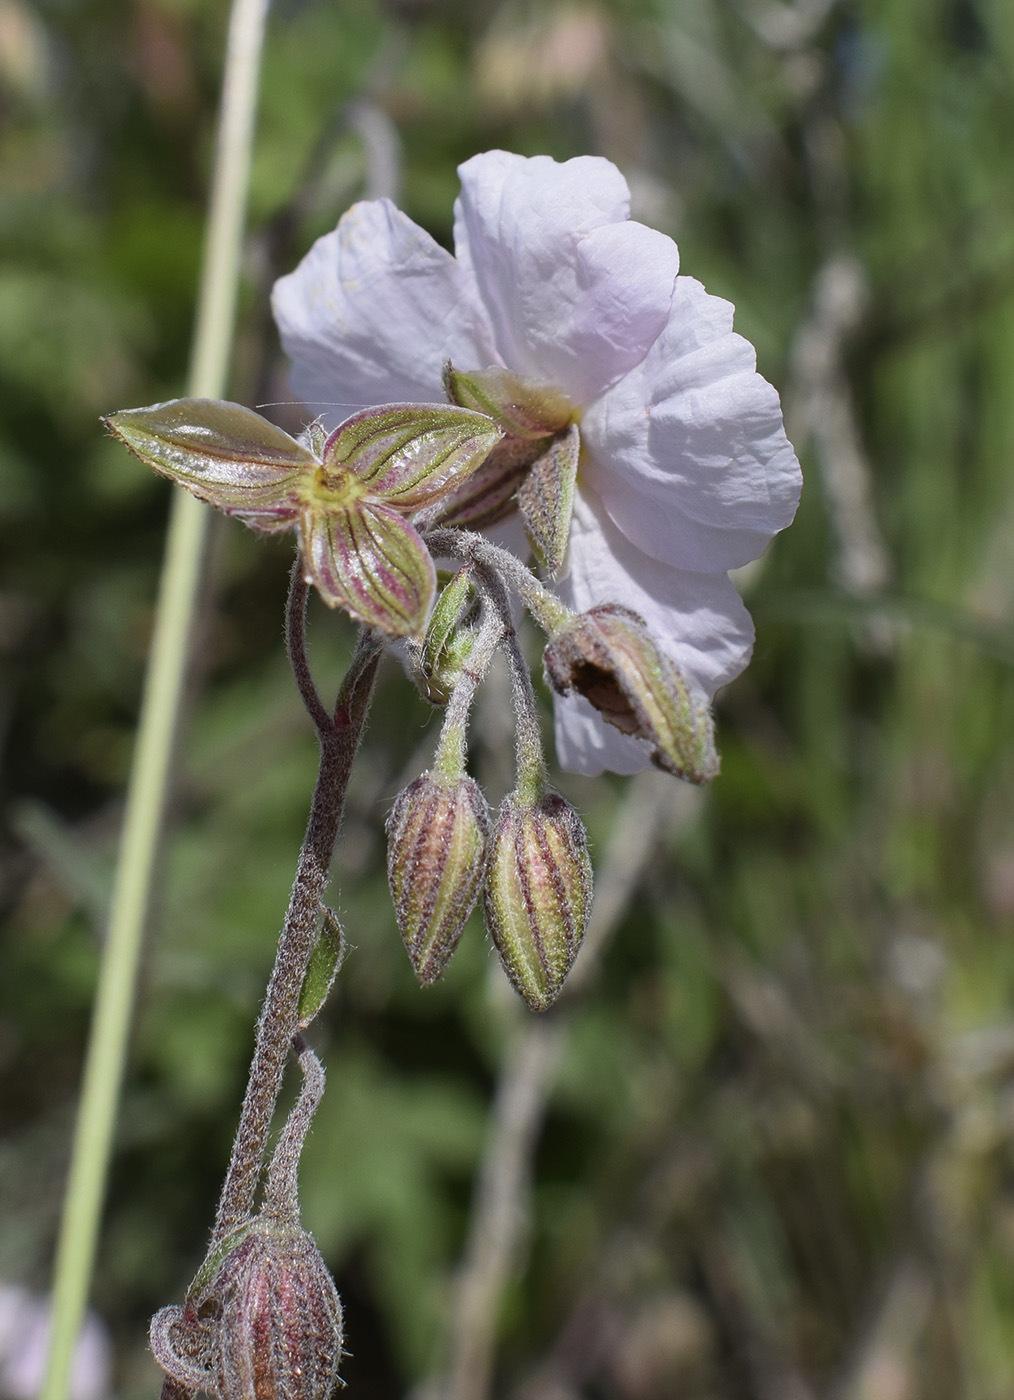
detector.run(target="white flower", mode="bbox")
[0,1285,111,1400]
[272,150,801,775]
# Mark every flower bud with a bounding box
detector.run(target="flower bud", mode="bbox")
[387,772,491,984]
[483,790,593,1012]
[417,567,481,705]
[211,1220,343,1400]
[543,605,719,784]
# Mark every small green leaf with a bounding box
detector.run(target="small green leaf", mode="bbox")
[322,403,503,509]
[297,907,348,1030]
[517,423,580,579]
[300,500,437,636]
[104,398,313,529]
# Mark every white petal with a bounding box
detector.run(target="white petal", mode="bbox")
[551,488,755,776]
[582,275,802,572]
[553,692,654,776]
[453,151,679,407]
[272,199,498,428]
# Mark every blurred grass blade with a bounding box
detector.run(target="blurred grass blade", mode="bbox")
[41,2,272,1398]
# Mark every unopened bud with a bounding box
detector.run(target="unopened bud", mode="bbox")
[483,791,592,1012]
[543,605,719,784]
[417,567,480,705]
[387,772,490,984]
[211,1220,343,1400]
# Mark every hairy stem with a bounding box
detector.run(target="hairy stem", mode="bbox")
[210,595,381,1247]
[423,528,573,637]
[499,625,548,800]
[42,2,270,1396]
[286,558,333,735]
[464,554,548,798]
[432,597,505,780]
[263,1035,326,1222]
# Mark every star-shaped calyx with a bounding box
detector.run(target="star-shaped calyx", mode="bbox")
[105,397,504,636]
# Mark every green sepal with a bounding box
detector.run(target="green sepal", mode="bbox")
[443,363,573,439]
[517,423,580,579]
[430,436,542,531]
[300,499,437,637]
[103,398,313,530]
[187,1220,262,1304]
[322,403,503,509]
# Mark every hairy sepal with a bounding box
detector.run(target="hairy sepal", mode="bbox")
[300,500,436,637]
[323,403,503,509]
[104,398,312,530]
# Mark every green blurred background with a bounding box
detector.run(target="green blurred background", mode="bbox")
[2,0,1014,1396]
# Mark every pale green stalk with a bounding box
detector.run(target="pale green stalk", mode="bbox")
[41,2,271,1397]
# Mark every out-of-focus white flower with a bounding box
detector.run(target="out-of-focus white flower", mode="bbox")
[0,1284,111,1400]
[273,151,801,775]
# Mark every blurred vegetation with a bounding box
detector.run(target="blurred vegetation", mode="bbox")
[2,0,1014,1397]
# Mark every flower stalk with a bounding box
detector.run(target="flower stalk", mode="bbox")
[424,528,574,638]
[149,567,377,1400]
[211,568,381,1246]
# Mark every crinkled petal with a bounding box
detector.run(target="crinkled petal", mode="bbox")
[453,151,679,406]
[552,489,754,775]
[582,276,802,573]
[272,200,498,426]
[553,693,653,777]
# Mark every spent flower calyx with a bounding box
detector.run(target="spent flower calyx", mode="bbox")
[151,1219,344,1400]
[105,396,503,636]
[543,604,719,784]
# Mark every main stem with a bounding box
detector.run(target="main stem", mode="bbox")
[210,582,381,1246]
[41,2,270,1396]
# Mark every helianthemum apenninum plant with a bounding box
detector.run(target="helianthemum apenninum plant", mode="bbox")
[105,150,801,1399]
